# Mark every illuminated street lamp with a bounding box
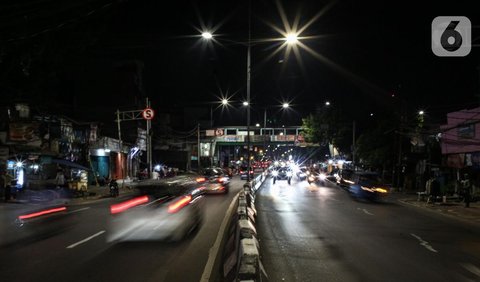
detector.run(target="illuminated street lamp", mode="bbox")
[285,33,299,44]
[201,31,213,39]
[282,102,289,109]
[419,110,425,115]
[222,98,228,105]
[325,101,330,106]
[200,28,299,182]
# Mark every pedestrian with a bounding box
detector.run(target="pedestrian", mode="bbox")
[55,169,65,188]
[1,171,13,202]
[462,173,472,208]
[430,176,440,204]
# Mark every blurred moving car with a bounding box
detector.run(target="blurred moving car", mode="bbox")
[0,196,75,247]
[296,166,308,181]
[239,166,254,180]
[272,167,293,185]
[307,170,327,185]
[336,169,355,187]
[197,167,230,194]
[347,171,389,201]
[107,176,205,242]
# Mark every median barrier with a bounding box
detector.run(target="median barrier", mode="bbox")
[219,172,267,281]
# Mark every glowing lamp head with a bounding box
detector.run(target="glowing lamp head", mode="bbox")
[202,32,213,39]
[285,33,298,44]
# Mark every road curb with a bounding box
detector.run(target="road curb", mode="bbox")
[397,198,480,227]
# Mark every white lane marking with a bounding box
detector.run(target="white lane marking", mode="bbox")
[357,207,374,215]
[66,230,106,249]
[411,233,438,253]
[68,207,90,214]
[461,263,480,278]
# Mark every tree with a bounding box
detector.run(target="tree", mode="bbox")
[301,106,352,154]
[355,118,395,170]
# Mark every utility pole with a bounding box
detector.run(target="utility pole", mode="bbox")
[352,120,356,170]
[115,97,154,180]
[197,123,201,171]
[146,97,152,178]
[116,109,125,187]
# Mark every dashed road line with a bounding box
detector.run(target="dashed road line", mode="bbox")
[68,207,90,214]
[411,233,438,253]
[461,263,480,278]
[357,207,374,215]
[67,230,106,249]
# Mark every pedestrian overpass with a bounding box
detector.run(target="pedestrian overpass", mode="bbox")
[202,126,318,166]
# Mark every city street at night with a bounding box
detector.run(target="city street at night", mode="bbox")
[257,178,480,282]
[1,0,480,281]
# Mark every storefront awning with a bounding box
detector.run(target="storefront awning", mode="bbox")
[52,159,90,170]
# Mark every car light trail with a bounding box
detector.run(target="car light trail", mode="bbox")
[18,206,67,220]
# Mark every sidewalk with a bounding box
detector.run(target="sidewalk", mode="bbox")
[0,181,137,206]
[393,192,480,225]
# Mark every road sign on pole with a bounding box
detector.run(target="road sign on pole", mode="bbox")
[142,108,155,120]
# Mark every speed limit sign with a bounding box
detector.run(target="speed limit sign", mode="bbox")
[142,108,155,120]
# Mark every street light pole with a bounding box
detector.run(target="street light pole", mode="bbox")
[246,2,252,182]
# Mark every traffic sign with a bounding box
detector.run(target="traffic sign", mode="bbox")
[142,108,155,120]
[215,128,224,136]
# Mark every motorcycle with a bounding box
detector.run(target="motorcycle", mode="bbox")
[109,180,119,197]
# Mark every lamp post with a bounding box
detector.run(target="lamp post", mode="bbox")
[200,24,299,183]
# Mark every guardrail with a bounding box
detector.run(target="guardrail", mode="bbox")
[220,171,268,281]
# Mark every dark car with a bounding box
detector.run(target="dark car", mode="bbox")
[347,172,389,201]
[239,166,254,180]
[272,167,293,185]
[198,167,230,194]
[107,176,205,242]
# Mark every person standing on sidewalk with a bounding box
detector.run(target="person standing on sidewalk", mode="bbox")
[1,171,13,202]
[430,176,440,204]
[461,173,471,208]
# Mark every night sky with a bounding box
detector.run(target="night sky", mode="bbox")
[1,0,479,129]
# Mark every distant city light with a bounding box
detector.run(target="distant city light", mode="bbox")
[325,101,330,106]
[419,110,425,115]
[243,101,249,106]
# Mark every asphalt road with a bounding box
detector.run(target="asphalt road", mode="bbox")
[256,177,480,282]
[0,178,245,282]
